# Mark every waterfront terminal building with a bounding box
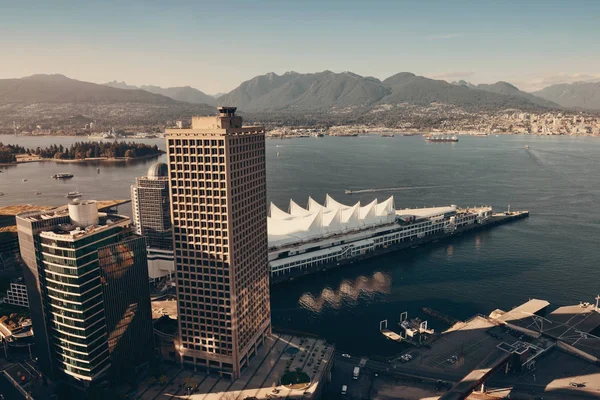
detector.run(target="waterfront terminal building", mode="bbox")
[16,200,154,388]
[131,162,175,282]
[268,195,492,282]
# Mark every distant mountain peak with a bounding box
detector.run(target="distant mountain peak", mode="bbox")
[103,81,216,106]
[534,81,600,110]
[24,73,71,81]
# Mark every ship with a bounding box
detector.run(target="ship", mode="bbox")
[425,135,458,142]
[52,173,74,179]
[268,195,528,284]
[65,191,83,199]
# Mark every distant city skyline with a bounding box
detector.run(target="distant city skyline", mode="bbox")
[1,0,599,93]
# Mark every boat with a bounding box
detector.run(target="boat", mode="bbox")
[316,133,324,137]
[381,134,395,138]
[35,192,42,195]
[425,135,458,142]
[344,190,353,194]
[97,168,100,173]
[525,145,529,149]
[52,173,74,179]
[65,191,83,199]
[22,179,27,182]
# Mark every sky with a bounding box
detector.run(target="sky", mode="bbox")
[1,0,599,93]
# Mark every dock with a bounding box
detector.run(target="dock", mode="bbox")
[422,307,461,326]
[380,312,435,346]
[381,329,404,342]
[272,209,530,285]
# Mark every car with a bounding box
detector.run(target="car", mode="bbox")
[570,382,585,387]
[341,353,351,358]
[341,385,347,395]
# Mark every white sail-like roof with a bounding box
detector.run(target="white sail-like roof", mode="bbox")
[268,194,396,247]
[289,200,312,217]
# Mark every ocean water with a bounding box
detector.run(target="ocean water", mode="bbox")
[1,134,599,355]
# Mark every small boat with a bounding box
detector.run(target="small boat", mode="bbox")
[425,135,458,142]
[35,192,42,195]
[22,179,28,182]
[97,168,100,173]
[525,145,529,149]
[277,152,280,158]
[52,173,74,179]
[345,190,353,194]
[65,191,83,199]
[381,134,395,138]
[0,193,3,196]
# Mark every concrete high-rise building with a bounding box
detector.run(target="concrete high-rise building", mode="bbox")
[131,162,175,281]
[16,200,154,386]
[165,106,270,379]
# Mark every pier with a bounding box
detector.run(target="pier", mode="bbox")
[271,209,529,285]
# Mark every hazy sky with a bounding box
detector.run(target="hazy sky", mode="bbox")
[1,0,599,93]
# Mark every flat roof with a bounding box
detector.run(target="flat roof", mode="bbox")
[396,205,456,218]
[38,213,129,241]
[495,299,550,324]
[543,304,600,339]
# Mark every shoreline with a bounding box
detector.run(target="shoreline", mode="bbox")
[5,153,164,165]
[49,153,163,163]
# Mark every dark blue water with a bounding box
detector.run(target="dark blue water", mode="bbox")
[1,134,599,356]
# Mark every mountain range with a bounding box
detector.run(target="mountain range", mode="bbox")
[104,81,217,106]
[0,74,214,130]
[1,72,599,133]
[217,70,561,111]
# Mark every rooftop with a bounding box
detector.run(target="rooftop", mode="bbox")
[268,194,395,247]
[39,213,129,241]
[136,334,334,400]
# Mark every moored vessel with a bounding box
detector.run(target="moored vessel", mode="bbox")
[52,173,74,179]
[425,135,458,142]
[65,191,83,199]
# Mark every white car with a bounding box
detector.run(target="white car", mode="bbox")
[341,353,351,358]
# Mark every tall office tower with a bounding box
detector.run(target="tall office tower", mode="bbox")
[131,162,175,281]
[16,200,154,386]
[165,107,270,379]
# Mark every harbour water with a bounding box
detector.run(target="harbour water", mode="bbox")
[1,134,599,356]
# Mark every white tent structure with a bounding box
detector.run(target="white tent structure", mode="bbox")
[268,195,395,247]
